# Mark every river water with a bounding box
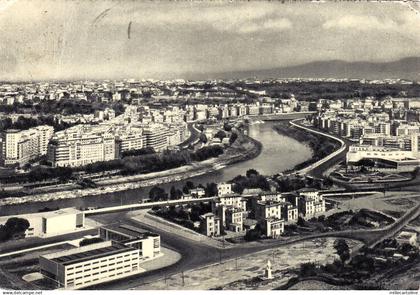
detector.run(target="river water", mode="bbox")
[0,121,312,216]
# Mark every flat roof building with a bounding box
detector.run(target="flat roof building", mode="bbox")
[40,241,142,289]
[39,224,161,290]
[0,207,84,238]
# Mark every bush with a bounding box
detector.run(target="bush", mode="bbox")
[299,262,317,277]
[0,217,30,242]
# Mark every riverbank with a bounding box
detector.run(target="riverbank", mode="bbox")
[272,120,341,174]
[0,132,262,206]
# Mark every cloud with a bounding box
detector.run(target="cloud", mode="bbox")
[322,15,398,31]
[103,3,291,34]
[236,18,292,34]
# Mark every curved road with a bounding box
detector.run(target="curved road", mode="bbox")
[86,200,420,290]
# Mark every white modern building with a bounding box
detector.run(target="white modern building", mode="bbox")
[346,145,416,164]
[0,208,85,238]
[40,241,142,289]
[39,224,161,290]
[0,125,54,167]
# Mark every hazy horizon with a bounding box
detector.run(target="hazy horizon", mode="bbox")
[0,1,419,81]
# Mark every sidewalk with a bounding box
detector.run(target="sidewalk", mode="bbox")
[128,210,226,249]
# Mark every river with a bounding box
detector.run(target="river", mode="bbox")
[0,121,312,216]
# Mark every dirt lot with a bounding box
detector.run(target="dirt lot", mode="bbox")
[288,279,352,290]
[133,238,361,290]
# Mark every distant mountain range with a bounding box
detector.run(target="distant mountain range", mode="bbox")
[194,57,420,81]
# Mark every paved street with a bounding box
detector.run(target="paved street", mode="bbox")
[85,201,420,290]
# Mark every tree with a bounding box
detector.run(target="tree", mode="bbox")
[214,130,227,141]
[5,217,30,235]
[199,133,208,144]
[170,186,183,200]
[334,239,350,263]
[0,217,30,241]
[223,122,232,132]
[229,132,238,145]
[149,186,168,201]
[297,216,307,227]
[246,169,259,178]
[299,262,317,277]
[244,225,262,241]
[205,182,218,197]
[182,181,195,194]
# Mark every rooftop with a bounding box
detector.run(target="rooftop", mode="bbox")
[0,207,82,224]
[101,224,159,241]
[52,243,132,266]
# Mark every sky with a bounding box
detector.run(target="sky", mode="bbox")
[0,0,419,81]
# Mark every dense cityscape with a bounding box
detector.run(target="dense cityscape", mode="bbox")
[0,77,419,291]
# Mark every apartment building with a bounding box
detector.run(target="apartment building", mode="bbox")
[113,125,144,154]
[298,191,326,219]
[254,201,283,221]
[0,125,53,167]
[225,207,244,232]
[143,125,170,152]
[282,203,299,222]
[212,194,247,212]
[217,182,233,197]
[262,218,284,238]
[199,213,221,237]
[47,128,116,168]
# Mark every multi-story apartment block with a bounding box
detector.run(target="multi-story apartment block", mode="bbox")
[254,201,282,221]
[0,125,54,167]
[199,213,220,237]
[298,190,326,219]
[217,182,233,197]
[246,104,260,116]
[143,125,170,152]
[262,218,284,238]
[213,194,246,211]
[225,207,244,232]
[282,203,299,222]
[115,127,144,154]
[47,127,116,168]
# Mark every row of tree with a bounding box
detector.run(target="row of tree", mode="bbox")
[148,181,218,202]
[0,115,73,132]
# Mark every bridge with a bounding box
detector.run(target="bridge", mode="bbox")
[84,196,218,216]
